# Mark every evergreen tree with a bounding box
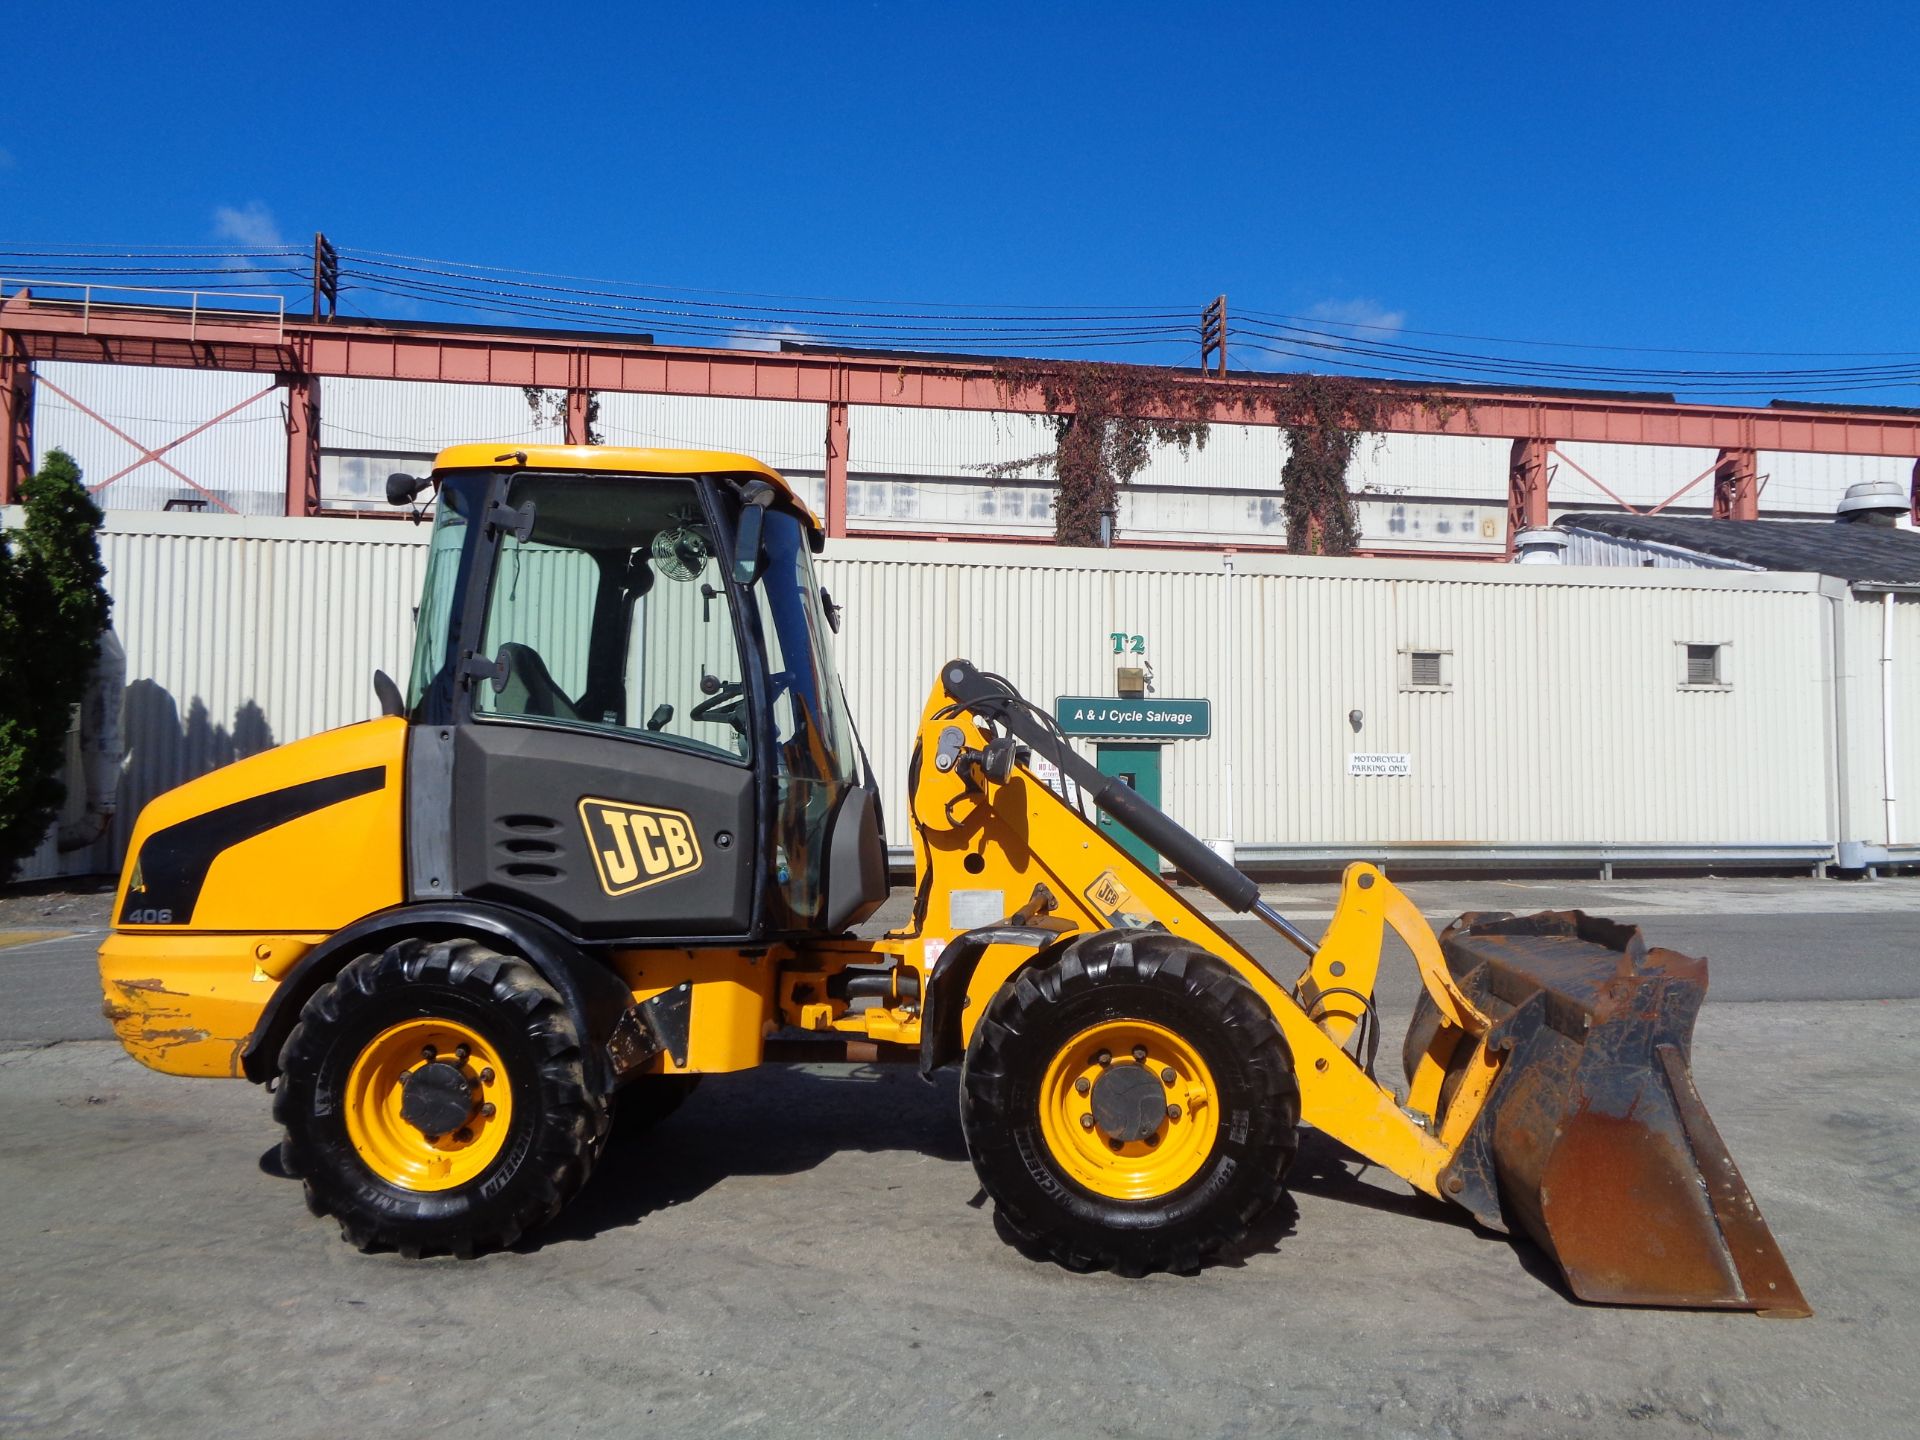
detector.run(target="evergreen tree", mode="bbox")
[0,449,112,879]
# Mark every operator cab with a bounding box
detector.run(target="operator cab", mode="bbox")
[399,445,887,942]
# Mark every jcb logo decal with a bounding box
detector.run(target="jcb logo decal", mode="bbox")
[579,797,703,896]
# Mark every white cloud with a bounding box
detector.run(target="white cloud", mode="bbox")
[1305,298,1406,335]
[212,202,284,248]
[723,323,815,352]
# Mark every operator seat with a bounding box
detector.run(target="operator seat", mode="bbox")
[494,642,583,723]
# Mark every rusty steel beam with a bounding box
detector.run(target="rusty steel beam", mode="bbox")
[825,399,850,538]
[1507,437,1551,548]
[1712,448,1759,521]
[564,386,592,446]
[283,372,320,517]
[0,342,32,504]
[4,297,1919,460]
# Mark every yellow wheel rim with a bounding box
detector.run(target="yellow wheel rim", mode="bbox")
[343,1018,513,1192]
[1038,1019,1220,1201]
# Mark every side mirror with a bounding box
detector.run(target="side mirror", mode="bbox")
[731,503,765,587]
[387,472,429,506]
[821,587,843,634]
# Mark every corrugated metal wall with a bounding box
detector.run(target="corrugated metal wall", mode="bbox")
[820,542,1835,853]
[34,362,287,515]
[1760,452,1916,517]
[321,377,563,452]
[10,512,427,880]
[1559,530,1759,571]
[1836,592,1920,855]
[6,510,1891,880]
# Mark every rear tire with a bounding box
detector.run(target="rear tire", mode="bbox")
[275,938,603,1257]
[961,931,1299,1275]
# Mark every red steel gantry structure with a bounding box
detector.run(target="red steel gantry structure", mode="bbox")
[4,289,1918,543]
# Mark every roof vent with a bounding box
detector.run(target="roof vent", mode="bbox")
[1834,479,1908,527]
[1512,528,1569,564]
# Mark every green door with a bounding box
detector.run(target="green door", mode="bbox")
[1095,743,1163,872]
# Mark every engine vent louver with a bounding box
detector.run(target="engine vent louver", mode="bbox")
[492,813,567,884]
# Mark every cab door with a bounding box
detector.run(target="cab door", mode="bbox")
[437,471,760,940]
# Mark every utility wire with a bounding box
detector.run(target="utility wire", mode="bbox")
[4,241,1915,400]
[1236,305,1920,360]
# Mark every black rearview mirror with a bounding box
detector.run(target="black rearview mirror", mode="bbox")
[731,503,765,587]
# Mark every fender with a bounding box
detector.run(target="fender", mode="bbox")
[918,924,1075,1078]
[240,900,633,1092]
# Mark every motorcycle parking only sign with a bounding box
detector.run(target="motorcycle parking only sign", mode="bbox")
[1347,752,1412,778]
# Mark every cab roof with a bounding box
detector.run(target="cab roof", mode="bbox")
[431,443,819,531]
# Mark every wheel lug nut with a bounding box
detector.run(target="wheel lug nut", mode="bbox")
[399,1070,412,1086]
[1161,1067,1176,1085]
[480,1067,496,1084]
[1108,1138,1123,1151]
[455,1127,473,1142]
[1146,1135,1159,1147]
[1094,1050,1112,1067]
[1132,1046,1148,1063]
[1074,1076,1091,1095]
[455,1044,470,1062]
[1167,1104,1182,1120]
[480,1102,496,1118]
[1080,1114,1095,1130]
[422,1046,437,1060]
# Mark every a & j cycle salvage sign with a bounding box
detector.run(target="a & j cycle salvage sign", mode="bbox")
[1054,698,1212,739]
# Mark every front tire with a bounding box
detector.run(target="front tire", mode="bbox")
[275,938,603,1257]
[961,932,1300,1275]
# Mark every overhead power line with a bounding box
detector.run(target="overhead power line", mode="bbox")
[2,241,1916,402]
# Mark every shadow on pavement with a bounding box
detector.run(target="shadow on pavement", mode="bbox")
[527,1063,969,1250]
[1284,1128,1475,1227]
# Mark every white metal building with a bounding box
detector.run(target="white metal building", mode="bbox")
[9,506,1911,882]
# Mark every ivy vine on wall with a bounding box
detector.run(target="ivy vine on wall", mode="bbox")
[990,360,1455,554]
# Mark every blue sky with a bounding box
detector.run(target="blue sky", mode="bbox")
[5,2,1918,401]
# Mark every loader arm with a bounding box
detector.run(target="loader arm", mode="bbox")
[889,660,1808,1316]
[895,662,1468,1198]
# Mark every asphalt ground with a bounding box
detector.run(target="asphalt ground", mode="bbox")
[3,876,1917,1438]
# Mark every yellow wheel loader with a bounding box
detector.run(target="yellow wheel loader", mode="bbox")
[99,444,1808,1313]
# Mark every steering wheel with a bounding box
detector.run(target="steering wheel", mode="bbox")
[689,671,797,739]
[690,678,749,734]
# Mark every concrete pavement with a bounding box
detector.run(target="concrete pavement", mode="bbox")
[1,877,1915,1438]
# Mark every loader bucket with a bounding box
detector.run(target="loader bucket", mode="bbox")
[1408,911,1810,1317]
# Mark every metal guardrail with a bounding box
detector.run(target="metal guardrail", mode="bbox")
[0,278,286,343]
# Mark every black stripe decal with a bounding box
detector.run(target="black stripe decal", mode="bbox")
[120,766,388,926]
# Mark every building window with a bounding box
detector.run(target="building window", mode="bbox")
[1680,642,1729,689]
[1400,647,1452,691]
[321,449,434,513]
